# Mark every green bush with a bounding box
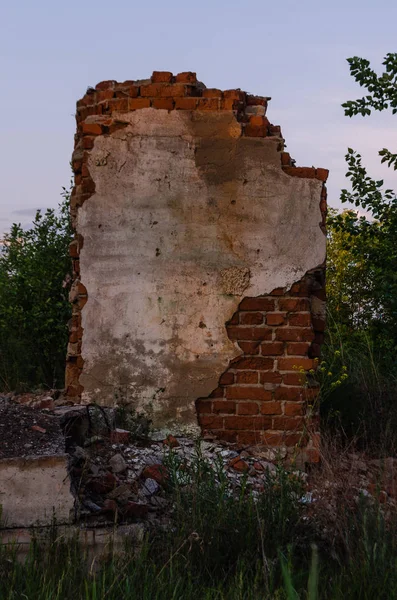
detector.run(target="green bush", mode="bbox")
[0,189,73,392]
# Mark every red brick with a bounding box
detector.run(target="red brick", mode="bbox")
[312,318,326,332]
[197,98,220,110]
[151,71,173,83]
[152,98,174,110]
[239,298,275,311]
[270,287,286,296]
[279,298,310,312]
[245,124,267,137]
[209,386,224,398]
[81,122,102,135]
[237,431,262,445]
[249,115,269,127]
[83,137,95,149]
[290,281,311,296]
[283,372,305,386]
[275,387,302,401]
[246,95,267,106]
[281,152,291,166]
[202,88,222,98]
[223,89,245,101]
[260,342,284,356]
[315,168,329,182]
[227,326,272,341]
[198,415,223,429]
[174,97,198,110]
[224,416,271,430]
[285,402,305,416]
[96,89,114,102]
[260,371,282,384]
[96,80,116,91]
[226,387,272,401]
[175,72,197,83]
[115,84,139,98]
[220,98,240,110]
[219,372,234,385]
[240,312,263,325]
[283,167,317,179]
[231,357,274,370]
[229,458,249,472]
[278,357,316,371]
[213,400,236,414]
[129,98,151,109]
[196,399,212,414]
[236,371,258,384]
[237,402,259,415]
[287,342,311,355]
[266,313,286,326]
[107,98,129,112]
[276,328,314,342]
[260,402,282,415]
[140,84,187,97]
[237,342,260,355]
[224,416,254,430]
[216,430,238,443]
[289,313,311,327]
[273,416,304,430]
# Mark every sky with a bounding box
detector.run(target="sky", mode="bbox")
[0,0,396,235]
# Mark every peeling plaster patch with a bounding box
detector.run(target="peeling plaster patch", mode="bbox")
[220,267,250,295]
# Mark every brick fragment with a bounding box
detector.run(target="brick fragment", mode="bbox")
[245,124,267,137]
[196,399,212,414]
[151,71,173,83]
[283,167,317,179]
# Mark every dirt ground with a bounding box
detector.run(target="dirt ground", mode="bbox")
[0,396,64,458]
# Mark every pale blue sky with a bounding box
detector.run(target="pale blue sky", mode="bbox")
[0,0,396,234]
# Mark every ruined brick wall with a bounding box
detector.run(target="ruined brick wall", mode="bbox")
[66,71,327,460]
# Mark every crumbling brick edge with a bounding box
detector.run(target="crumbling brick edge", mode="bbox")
[66,71,328,462]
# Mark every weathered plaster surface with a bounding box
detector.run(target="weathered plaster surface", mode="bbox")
[0,455,74,527]
[78,108,324,432]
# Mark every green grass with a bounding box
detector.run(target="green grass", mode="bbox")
[1,451,397,599]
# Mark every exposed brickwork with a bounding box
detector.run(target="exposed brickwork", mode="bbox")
[196,269,326,462]
[66,71,328,461]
